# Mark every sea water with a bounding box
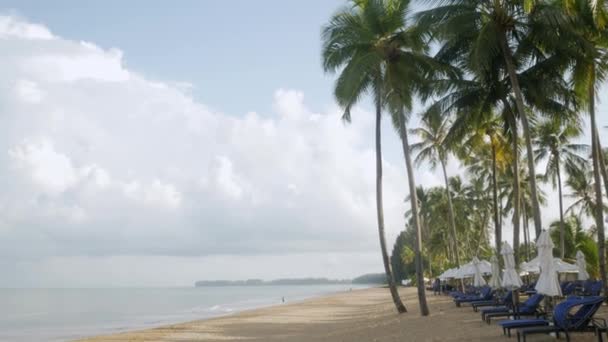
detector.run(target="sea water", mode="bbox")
[0,285,368,341]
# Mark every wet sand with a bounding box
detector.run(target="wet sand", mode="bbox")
[78,287,605,341]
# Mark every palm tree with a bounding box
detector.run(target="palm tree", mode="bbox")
[460,116,511,254]
[321,0,408,313]
[566,163,605,219]
[563,0,608,294]
[417,0,576,239]
[533,118,588,258]
[411,112,461,271]
[405,186,435,275]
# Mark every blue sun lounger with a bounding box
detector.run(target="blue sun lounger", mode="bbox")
[482,293,545,323]
[472,290,512,312]
[515,296,606,342]
[454,287,493,306]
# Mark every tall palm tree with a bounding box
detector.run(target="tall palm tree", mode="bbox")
[460,116,511,254]
[417,0,574,239]
[321,0,408,313]
[533,118,588,258]
[405,186,435,275]
[411,112,461,270]
[563,0,608,294]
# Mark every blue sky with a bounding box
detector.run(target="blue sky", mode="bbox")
[1,0,345,116]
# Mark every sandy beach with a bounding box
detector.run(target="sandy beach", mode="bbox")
[77,287,606,341]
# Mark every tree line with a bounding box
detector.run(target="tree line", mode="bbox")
[321,0,608,315]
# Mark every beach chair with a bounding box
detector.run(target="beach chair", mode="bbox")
[585,281,603,296]
[497,295,580,337]
[454,287,493,307]
[449,285,478,298]
[471,290,512,312]
[516,296,606,342]
[482,293,545,324]
[519,282,537,296]
[562,282,577,296]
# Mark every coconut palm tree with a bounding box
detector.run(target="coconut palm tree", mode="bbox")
[533,118,588,258]
[417,0,576,239]
[322,0,455,315]
[566,163,606,219]
[562,0,608,293]
[410,112,461,270]
[321,0,408,313]
[460,116,511,254]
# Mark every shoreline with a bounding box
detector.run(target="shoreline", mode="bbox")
[72,285,373,342]
[78,286,608,341]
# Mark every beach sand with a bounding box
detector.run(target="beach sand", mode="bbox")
[79,287,605,341]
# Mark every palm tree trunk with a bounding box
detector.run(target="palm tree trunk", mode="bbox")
[589,64,607,296]
[556,157,566,259]
[499,30,542,238]
[423,219,432,277]
[491,140,502,254]
[440,159,461,268]
[397,108,429,316]
[374,98,406,314]
[523,204,530,261]
[593,131,608,203]
[504,100,521,264]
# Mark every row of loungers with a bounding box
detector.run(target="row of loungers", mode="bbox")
[447,283,606,341]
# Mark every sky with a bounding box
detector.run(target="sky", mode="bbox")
[0,1,606,288]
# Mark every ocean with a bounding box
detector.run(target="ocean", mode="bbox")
[0,285,368,341]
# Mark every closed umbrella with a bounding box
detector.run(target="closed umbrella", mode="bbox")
[472,256,487,287]
[535,230,562,297]
[576,250,590,281]
[501,242,523,318]
[489,255,502,289]
[501,242,523,289]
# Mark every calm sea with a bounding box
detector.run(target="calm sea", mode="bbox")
[0,285,368,342]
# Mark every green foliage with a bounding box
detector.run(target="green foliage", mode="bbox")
[549,216,599,277]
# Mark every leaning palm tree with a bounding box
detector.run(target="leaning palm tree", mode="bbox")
[533,118,588,258]
[411,112,461,270]
[321,0,409,314]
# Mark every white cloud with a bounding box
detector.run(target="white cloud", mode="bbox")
[0,14,407,281]
[213,155,245,200]
[24,47,130,82]
[9,139,78,194]
[14,79,44,103]
[0,15,54,40]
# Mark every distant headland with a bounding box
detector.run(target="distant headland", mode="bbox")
[194,273,387,287]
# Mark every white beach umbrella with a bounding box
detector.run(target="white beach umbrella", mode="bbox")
[472,256,487,287]
[519,257,578,274]
[576,250,590,281]
[501,242,523,289]
[438,267,457,280]
[534,230,562,296]
[454,259,492,279]
[488,255,502,289]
